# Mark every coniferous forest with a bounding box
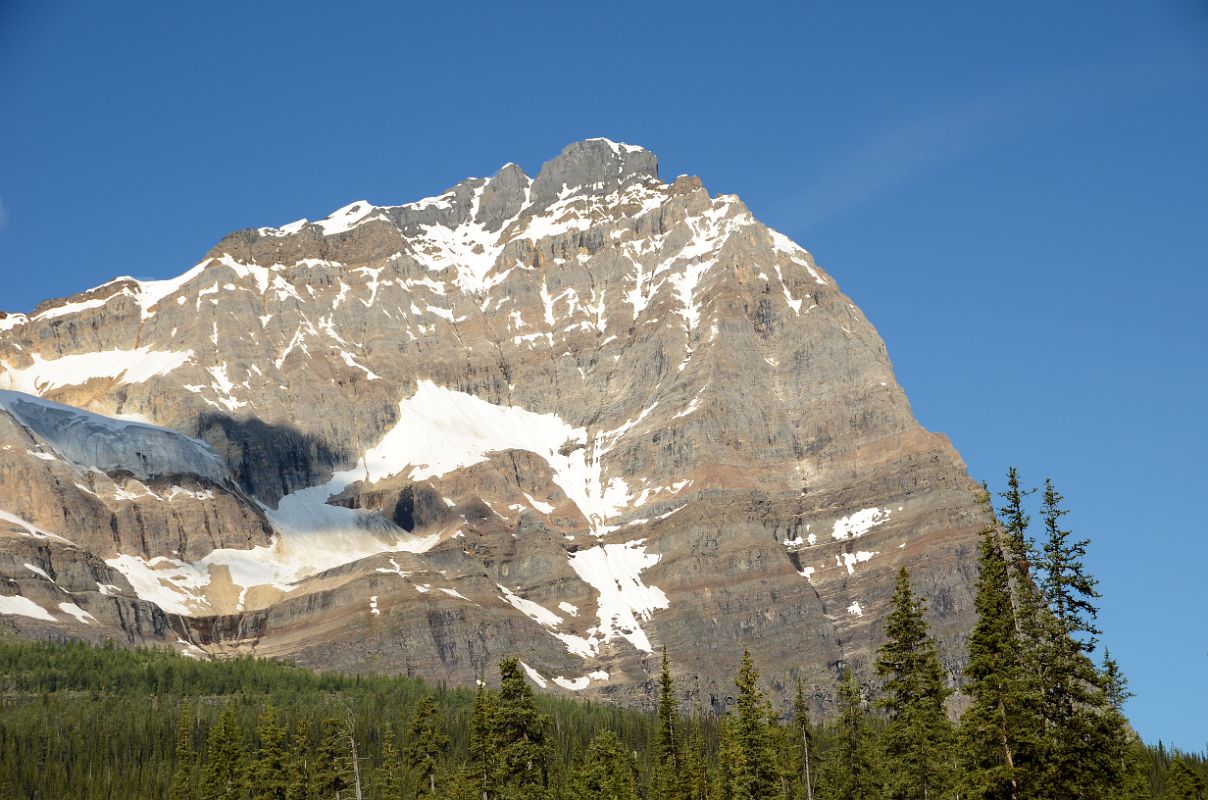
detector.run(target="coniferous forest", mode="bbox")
[1,471,1204,800]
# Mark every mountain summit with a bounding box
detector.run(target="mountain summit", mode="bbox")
[0,140,984,710]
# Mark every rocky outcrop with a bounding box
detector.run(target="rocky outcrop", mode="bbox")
[0,139,987,714]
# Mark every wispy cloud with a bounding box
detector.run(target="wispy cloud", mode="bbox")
[781,50,1203,231]
[0,196,7,232]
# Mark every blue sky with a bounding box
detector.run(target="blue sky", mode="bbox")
[1,0,1205,749]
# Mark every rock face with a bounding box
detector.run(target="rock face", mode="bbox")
[0,139,986,712]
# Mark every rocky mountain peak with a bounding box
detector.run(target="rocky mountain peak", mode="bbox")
[530,138,659,207]
[0,140,985,714]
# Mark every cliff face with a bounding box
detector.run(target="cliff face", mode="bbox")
[0,139,986,711]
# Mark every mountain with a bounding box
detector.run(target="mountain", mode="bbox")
[0,139,985,711]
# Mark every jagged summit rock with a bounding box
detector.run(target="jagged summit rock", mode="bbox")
[0,140,985,713]
[530,138,660,206]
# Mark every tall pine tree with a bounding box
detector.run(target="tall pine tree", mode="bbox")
[818,668,879,800]
[249,705,289,800]
[792,681,814,800]
[653,648,684,800]
[958,504,1040,800]
[404,695,449,797]
[200,703,245,800]
[168,701,197,800]
[490,658,552,800]
[568,729,640,800]
[875,568,954,800]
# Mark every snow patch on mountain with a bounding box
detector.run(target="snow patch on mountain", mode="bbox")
[567,540,668,655]
[831,507,891,540]
[0,594,56,622]
[0,348,193,394]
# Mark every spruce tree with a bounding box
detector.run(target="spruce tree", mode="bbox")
[168,700,197,800]
[875,568,954,800]
[1033,479,1120,800]
[286,719,314,800]
[653,648,684,800]
[404,695,449,797]
[312,718,350,800]
[1165,760,1207,800]
[714,714,745,800]
[680,719,711,800]
[1101,653,1149,800]
[959,498,1041,800]
[374,727,405,800]
[730,650,779,800]
[818,669,879,800]
[250,705,290,800]
[468,682,497,800]
[490,658,552,800]
[200,703,245,800]
[568,729,640,800]
[792,680,814,800]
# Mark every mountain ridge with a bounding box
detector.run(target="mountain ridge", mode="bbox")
[0,139,986,712]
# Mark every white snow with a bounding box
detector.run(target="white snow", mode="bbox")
[499,584,563,627]
[0,594,56,622]
[369,595,380,616]
[831,508,891,541]
[586,137,648,155]
[558,601,579,617]
[315,201,384,235]
[328,380,628,535]
[523,493,556,514]
[23,563,55,583]
[519,660,548,688]
[0,347,194,394]
[553,675,591,691]
[799,566,816,581]
[438,587,469,601]
[566,540,668,655]
[847,602,864,617]
[768,229,827,285]
[0,508,73,544]
[57,602,96,624]
[838,550,879,575]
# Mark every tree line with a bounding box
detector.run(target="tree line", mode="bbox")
[0,470,1204,799]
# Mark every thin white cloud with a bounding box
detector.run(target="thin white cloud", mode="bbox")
[781,50,1203,231]
[0,196,7,231]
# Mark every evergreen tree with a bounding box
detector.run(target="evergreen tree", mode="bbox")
[1031,479,1125,800]
[998,468,1037,586]
[374,727,405,800]
[286,719,314,800]
[714,714,744,800]
[1165,760,1206,800]
[404,695,449,797]
[653,648,684,800]
[168,701,197,800]
[490,658,552,800]
[875,568,954,800]
[568,729,640,800]
[681,720,711,800]
[200,703,245,800]
[792,680,814,800]
[959,501,1040,800]
[468,682,497,800]
[817,669,879,800]
[736,650,779,800]
[1100,651,1150,800]
[312,718,350,800]
[250,705,290,800]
